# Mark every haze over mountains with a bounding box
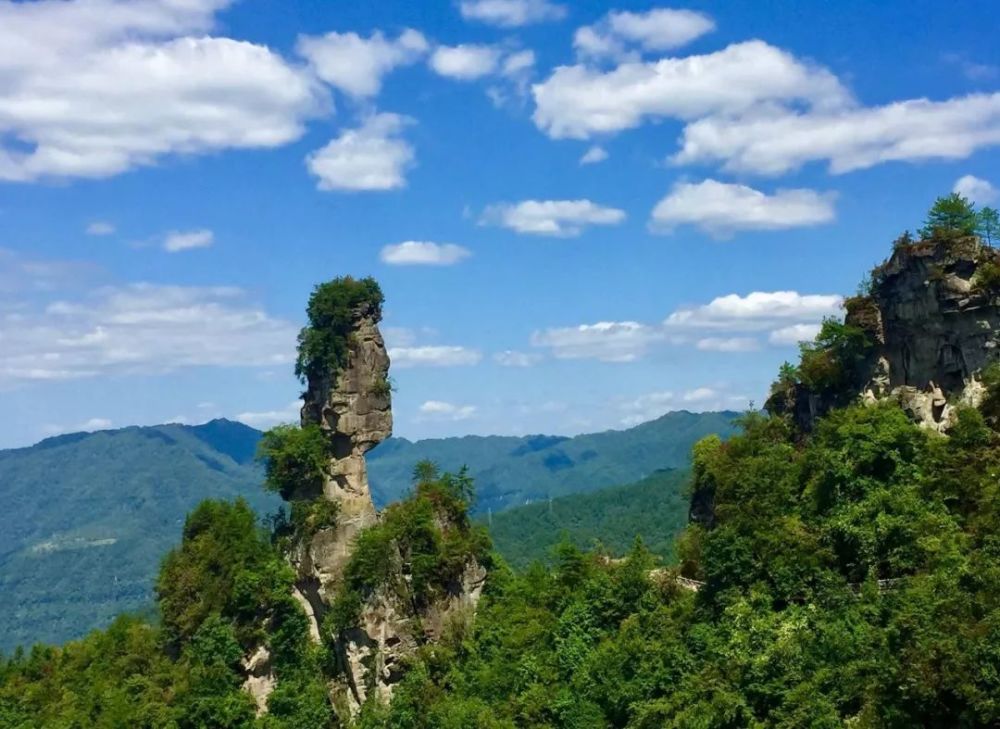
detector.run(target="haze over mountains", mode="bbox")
[0,410,736,651]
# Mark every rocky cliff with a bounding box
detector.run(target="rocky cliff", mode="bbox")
[273,278,488,719]
[767,234,1000,433]
[293,295,392,608]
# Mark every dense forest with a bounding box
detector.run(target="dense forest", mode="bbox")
[2,197,1000,727]
[485,468,690,569]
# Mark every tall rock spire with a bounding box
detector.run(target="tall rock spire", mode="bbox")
[292,278,392,603]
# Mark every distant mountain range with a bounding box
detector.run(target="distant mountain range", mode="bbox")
[0,410,738,651]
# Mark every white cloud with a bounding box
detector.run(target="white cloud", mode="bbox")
[696,337,759,352]
[306,113,415,191]
[41,417,112,436]
[494,350,542,367]
[673,93,1000,175]
[459,0,566,27]
[297,28,428,98]
[532,40,849,139]
[380,241,471,266]
[768,323,821,346]
[619,386,744,426]
[418,400,478,421]
[164,229,214,252]
[235,401,300,429]
[579,145,608,165]
[650,179,836,236]
[0,248,100,295]
[954,174,997,205]
[0,279,296,384]
[481,199,625,237]
[86,221,115,236]
[503,49,536,77]
[0,0,326,182]
[430,44,502,80]
[575,8,715,61]
[531,321,662,362]
[667,291,843,331]
[389,345,482,368]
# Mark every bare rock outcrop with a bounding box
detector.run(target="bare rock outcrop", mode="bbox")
[274,279,489,719]
[767,236,1000,433]
[292,300,392,604]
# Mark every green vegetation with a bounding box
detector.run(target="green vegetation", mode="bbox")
[329,468,492,633]
[486,469,689,570]
[0,499,332,728]
[978,206,999,245]
[920,192,980,238]
[295,277,383,386]
[0,419,276,653]
[0,411,736,651]
[357,398,1000,728]
[367,410,741,512]
[257,423,330,500]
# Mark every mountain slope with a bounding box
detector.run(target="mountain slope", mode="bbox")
[486,468,691,570]
[0,420,278,651]
[0,411,737,651]
[367,410,739,512]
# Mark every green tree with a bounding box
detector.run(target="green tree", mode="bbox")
[920,193,978,237]
[978,206,1000,246]
[256,423,329,500]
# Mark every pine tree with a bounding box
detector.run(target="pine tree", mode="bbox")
[977,206,1000,246]
[920,193,978,238]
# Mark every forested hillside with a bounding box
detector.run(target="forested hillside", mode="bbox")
[0,411,734,650]
[486,469,690,569]
[367,410,738,511]
[0,420,277,651]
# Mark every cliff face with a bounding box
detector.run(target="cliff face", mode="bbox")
[283,291,487,718]
[768,236,1000,433]
[295,302,392,602]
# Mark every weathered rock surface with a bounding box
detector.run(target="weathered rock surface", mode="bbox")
[334,561,487,714]
[282,296,488,719]
[767,236,1000,433]
[293,303,392,603]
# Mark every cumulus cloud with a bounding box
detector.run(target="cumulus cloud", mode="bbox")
[430,44,503,80]
[41,417,113,436]
[307,113,415,191]
[297,28,428,98]
[417,400,478,421]
[494,350,542,367]
[696,337,759,352]
[480,199,625,236]
[666,291,843,331]
[459,0,566,27]
[235,401,301,429]
[0,0,326,182]
[619,386,745,426]
[650,179,836,236]
[579,145,609,165]
[164,229,214,253]
[389,345,482,368]
[574,8,715,61]
[86,221,115,236]
[673,93,1000,175]
[0,278,296,384]
[769,323,821,346]
[954,174,997,205]
[532,40,849,139]
[380,241,471,266]
[531,321,662,362]
[0,248,100,294]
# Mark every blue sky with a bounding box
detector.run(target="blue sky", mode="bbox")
[1,0,998,448]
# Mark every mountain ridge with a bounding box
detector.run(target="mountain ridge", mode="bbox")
[0,409,737,651]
